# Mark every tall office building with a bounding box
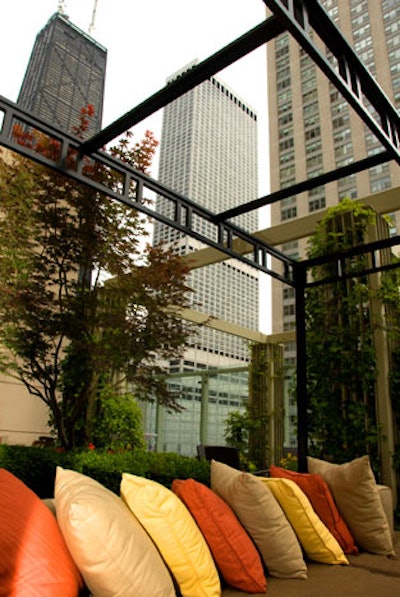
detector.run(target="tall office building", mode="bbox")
[18,10,107,136]
[0,10,107,445]
[149,63,260,454]
[267,0,400,447]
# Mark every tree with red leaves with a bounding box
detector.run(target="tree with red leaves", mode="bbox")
[0,108,192,449]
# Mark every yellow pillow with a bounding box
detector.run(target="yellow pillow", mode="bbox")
[261,477,348,565]
[121,473,221,597]
[55,468,175,597]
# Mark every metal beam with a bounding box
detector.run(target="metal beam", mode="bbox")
[80,16,286,155]
[184,185,400,270]
[264,0,400,165]
[294,261,308,472]
[216,151,391,221]
[303,234,400,288]
[0,96,295,287]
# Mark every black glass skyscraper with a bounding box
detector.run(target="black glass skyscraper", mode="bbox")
[17,11,107,137]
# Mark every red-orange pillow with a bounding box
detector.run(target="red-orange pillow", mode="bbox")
[0,468,82,597]
[269,465,358,554]
[172,478,267,594]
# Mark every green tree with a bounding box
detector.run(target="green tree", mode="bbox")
[0,109,193,449]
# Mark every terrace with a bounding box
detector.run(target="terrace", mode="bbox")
[0,0,399,489]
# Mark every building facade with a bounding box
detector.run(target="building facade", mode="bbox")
[18,11,107,136]
[147,63,260,455]
[267,0,400,447]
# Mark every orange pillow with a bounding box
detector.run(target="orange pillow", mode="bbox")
[172,478,267,594]
[0,468,82,597]
[269,465,358,554]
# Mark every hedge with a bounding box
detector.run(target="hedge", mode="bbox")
[0,444,210,497]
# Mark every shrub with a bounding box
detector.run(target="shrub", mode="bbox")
[91,387,146,451]
[0,444,210,497]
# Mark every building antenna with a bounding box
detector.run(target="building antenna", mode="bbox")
[88,0,99,35]
[57,0,67,14]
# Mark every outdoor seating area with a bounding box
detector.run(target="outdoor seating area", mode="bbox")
[1,2,400,595]
[1,453,399,596]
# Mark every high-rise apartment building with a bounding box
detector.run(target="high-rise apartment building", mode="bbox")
[267,0,400,447]
[148,63,260,454]
[18,11,107,136]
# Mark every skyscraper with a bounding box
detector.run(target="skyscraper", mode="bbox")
[17,11,107,136]
[267,0,400,447]
[0,10,107,446]
[149,62,260,454]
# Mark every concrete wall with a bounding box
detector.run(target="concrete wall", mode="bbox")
[0,374,50,445]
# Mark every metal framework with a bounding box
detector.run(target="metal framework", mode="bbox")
[1,0,400,470]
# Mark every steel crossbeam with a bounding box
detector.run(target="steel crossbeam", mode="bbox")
[263,0,400,164]
[80,15,286,156]
[216,151,392,221]
[0,95,296,286]
[217,0,400,223]
[303,233,400,288]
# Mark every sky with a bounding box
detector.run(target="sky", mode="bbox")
[0,0,271,329]
[0,0,269,183]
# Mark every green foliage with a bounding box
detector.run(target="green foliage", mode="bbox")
[308,198,375,259]
[0,444,68,497]
[224,410,250,454]
[224,408,267,471]
[0,444,210,497]
[0,119,193,449]
[278,452,298,471]
[65,449,149,495]
[142,451,210,488]
[91,386,146,451]
[305,199,386,466]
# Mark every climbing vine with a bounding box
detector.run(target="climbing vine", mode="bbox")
[305,199,400,474]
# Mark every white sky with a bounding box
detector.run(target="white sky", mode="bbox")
[0,0,269,183]
[0,0,271,330]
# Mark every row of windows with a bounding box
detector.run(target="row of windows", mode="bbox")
[274,2,399,225]
[209,78,257,120]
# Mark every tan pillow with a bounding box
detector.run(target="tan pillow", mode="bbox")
[210,460,308,579]
[55,468,175,597]
[307,456,395,556]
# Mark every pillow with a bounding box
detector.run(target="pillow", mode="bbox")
[55,467,175,597]
[172,478,267,594]
[0,468,82,597]
[269,465,358,554]
[307,455,395,555]
[260,477,348,565]
[121,473,221,597]
[210,460,308,579]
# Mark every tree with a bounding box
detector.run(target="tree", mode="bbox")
[0,107,193,449]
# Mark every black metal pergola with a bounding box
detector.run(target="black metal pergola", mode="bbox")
[0,0,399,470]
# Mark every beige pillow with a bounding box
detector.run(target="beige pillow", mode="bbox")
[210,460,308,579]
[55,468,175,597]
[307,456,395,556]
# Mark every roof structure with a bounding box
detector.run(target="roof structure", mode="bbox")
[0,0,399,470]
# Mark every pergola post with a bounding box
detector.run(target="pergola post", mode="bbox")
[200,374,210,445]
[249,342,284,469]
[294,263,308,472]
